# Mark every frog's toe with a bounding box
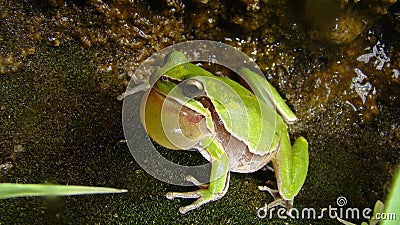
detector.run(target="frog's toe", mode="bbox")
[178,198,209,214]
[185,175,209,189]
[258,185,279,199]
[267,197,293,211]
[166,190,201,200]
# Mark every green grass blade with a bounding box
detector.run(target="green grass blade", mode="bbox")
[382,168,400,225]
[0,183,127,199]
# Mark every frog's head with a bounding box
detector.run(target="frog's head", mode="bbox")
[149,51,188,87]
[140,52,212,150]
[150,51,214,92]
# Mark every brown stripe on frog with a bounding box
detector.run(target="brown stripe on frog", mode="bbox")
[196,96,274,173]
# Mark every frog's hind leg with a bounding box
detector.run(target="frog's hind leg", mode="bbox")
[239,68,298,124]
[258,127,308,213]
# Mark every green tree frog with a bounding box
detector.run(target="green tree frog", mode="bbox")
[140,51,309,214]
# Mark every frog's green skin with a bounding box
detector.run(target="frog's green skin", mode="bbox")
[140,51,309,214]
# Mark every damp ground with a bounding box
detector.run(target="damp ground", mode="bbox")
[1,1,399,224]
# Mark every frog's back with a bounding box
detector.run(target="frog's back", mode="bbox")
[196,75,282,155]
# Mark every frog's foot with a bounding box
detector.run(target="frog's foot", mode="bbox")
[258,186,293,213]
[166,189,224,214]
[166,175,230,214]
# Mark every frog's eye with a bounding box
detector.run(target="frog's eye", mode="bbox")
[181,79,205,98]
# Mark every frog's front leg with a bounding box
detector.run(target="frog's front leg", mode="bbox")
[166,136,230,214]
[259,126,309,211]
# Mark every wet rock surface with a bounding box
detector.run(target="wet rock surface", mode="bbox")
[295,0,398,44]
[1,0,399,224]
